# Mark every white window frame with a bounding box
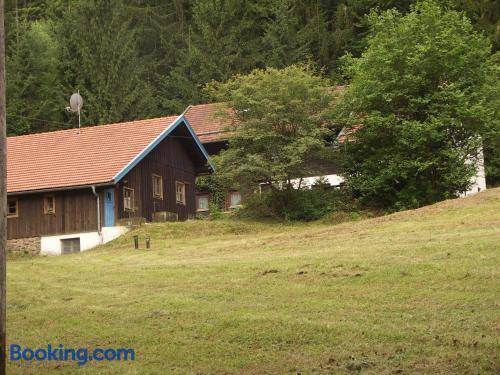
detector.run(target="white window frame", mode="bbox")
[228,191,242,208]
[152,174,163,199]
[196,195,209,212]
[124,187,135,211]
[176,181,186,206]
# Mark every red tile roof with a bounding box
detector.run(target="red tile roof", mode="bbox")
[7,116,179,194]
[337,125,362,143]
[184,103,233,143]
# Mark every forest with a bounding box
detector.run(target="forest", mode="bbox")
[4,0,499,136]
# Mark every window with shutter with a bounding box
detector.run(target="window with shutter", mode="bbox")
[176,182,186,205]
[152,174,163,199]
[7,198,18,218]
[124,188,134,211]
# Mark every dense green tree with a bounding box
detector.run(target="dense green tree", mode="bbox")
[261,0,309,68]
[206,65,335,189]
[127,0,190,115]
[163,0,272,111]
[6,20,65,135]
[58,0,156,125]
[479,52,500,185]
[451,0,500,51]
[336,0,498,209]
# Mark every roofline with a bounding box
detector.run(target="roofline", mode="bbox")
[8,182,114,196]
[112,114,215,183]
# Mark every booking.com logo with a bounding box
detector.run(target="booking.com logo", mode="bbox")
[9,344,135,366]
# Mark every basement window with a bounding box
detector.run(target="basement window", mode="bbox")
[152,174,163,199]
[61,238,80,254]
[124,187,134,211]
[7,198,18,218]
[176,181,186,205]
[44,195,56,214]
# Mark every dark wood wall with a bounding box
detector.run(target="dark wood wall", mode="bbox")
[116,131,197,221]
[7,189,102,240]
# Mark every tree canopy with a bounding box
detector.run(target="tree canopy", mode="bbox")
[336,0,499,209]
[206,65,335,189]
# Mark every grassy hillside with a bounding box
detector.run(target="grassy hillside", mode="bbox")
[8,189,500,374]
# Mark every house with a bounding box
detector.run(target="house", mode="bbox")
[184,103,345,212]
[184,103,245,211]
[7,114,213,255]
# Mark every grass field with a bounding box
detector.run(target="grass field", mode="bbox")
[7,189,500,374]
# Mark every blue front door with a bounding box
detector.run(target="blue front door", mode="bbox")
[104,188,115,227]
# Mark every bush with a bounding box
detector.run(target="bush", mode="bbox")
[240,187,353,221]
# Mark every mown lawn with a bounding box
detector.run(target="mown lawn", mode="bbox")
[7,189,500,374]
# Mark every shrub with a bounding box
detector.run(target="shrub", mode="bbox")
[240,187,353,221]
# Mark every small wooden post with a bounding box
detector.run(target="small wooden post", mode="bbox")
[133,235,139,249]
[145,237,150,249]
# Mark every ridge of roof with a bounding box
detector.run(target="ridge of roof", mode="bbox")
[7,115,178,140]
[183,102,232,143]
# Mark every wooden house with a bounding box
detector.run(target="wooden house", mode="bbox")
[7,114,213,255]
[184,103,344,212]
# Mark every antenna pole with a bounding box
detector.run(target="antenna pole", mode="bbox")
[77,90,81,130]
[0,0,7,373]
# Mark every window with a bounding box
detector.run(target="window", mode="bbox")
[176,181,186,205]
[229,191,242,208]
[196,195,209,212]
[61,238,80,254]
[7,198,18,218]
[44,195,56,214]
[124,188,134,211]
[152,174,163,199]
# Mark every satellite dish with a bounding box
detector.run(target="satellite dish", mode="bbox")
[67,91,84,131]
[69,92,83,112]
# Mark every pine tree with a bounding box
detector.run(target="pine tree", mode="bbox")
[58,0,156,125]
[6,19,65,135]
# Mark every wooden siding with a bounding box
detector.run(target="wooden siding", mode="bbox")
[7,189,102,240]
[117,130,198,221]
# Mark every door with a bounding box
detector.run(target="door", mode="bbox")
[104,188,115,227]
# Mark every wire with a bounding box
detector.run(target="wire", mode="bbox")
[7,114,70,127]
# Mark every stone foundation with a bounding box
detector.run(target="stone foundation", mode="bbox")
[7,237,41,256]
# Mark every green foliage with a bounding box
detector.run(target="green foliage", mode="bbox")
[240,186,352,221]
[195,174,228,211]
[479,52,500,185]
[206,65,335,188]
[337,0,498,209]
[4,0,499,135]
[450,0,500,51]
[58,0,156,125]
[261,0,309,68]
[6,20,65,135]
